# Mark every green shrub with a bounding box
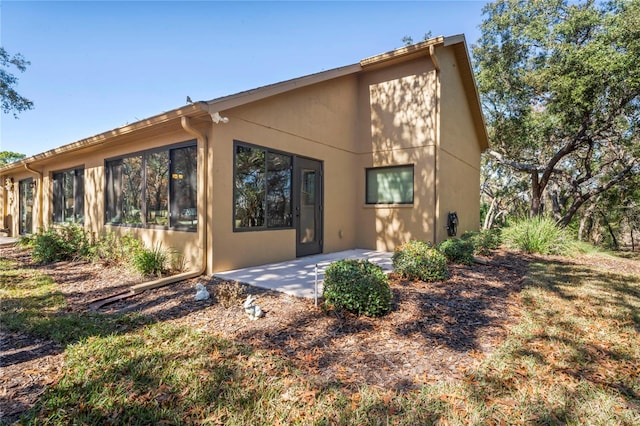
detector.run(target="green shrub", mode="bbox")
[437,238,475,265]
[462,229,502,256]
[132,244,168,277]
[17,234,35,247]
[90,231,143,266]
[31,229,66,263]
[392,240,448,282]
[323,259,392,317]
[30,224,91,263]
[502,217,573,255]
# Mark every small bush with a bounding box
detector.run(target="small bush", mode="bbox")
[502,217,573,255]
[91,231,143,266]
[392,240,448,282]
[213,281,247,308]
[169,249,188,273]
[30,224,91,263]
[462,229,502,256]
[31,229,66,263]
[132,244,168,277]
[438,238,475,265]
[17,234,34,247]
[323,259,392,317]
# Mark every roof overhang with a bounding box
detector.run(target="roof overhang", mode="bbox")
[0,103,210,173]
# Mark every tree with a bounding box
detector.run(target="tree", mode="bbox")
[1,47,34,117]
[474,0,640,227]
[0,151,26,166]
[402,31,433,46]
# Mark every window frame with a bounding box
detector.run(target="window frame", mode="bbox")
[104,140,197,232]
[51,166,85,224]
[365,164,415,205]
[233,140,293,232]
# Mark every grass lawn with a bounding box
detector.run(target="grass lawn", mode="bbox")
[1,253,639,425]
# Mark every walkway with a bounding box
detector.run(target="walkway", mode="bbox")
[213,249,393,299]
[0,236,18,247]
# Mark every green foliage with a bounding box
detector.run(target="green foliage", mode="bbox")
[0,150,26,165]
[90,231,143,266]
[30,224,91,263]
[1,47,34,117]
[17,233,34,247]
[132,244,168,277]
[463,229,503,256]
[437,238,475,265]
[392,240,448,282]
[323,259,392,317]
[474,0,640,224]
[213,280,247,308]
[502,217,574,255]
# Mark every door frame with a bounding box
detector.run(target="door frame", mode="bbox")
[294,156,323,257]
[19,178,34,235]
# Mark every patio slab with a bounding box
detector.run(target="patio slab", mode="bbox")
[0,236,18,247]
[213,249,393,299]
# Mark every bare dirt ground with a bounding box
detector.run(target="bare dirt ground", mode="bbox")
[1,245,533,423]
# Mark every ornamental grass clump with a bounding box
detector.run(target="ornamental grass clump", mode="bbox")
[392,240,448,282]
[323,259,392,317]
[502,217,573,255]
[132,244,168,277]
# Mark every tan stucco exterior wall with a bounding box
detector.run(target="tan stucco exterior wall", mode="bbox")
[355,57,439,250]
[1,40,486,275]
[2,127,202,270]
[209,76,360,272]
[436,46,483,241]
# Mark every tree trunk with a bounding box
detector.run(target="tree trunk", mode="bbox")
[483,198,497,230]
[600,211,619,250]
[578,202,597,241]
[530,171,542,217]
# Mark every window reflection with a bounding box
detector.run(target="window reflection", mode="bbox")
[105,142,196,231]
[234,143,292,230]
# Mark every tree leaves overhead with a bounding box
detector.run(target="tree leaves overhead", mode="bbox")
[0,151,26,166]
[0,47,34,117]
[474,0,640,225]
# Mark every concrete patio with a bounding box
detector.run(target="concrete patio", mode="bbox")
[213,249,394,299]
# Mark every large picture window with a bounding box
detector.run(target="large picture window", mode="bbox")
[52,167,84,223]
[105,141,197,231]
[366,165,414,204]
[234,142,292,230]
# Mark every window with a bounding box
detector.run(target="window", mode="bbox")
[366,165,414,204]
[52,167,84,223]
[105,141,197,231]
[234,142,292,230]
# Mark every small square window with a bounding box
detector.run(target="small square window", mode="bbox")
[366,165,414,204]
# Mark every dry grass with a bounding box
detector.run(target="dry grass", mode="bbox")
[2,251,639,425]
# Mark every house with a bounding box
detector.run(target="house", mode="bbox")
[0,34,488,276]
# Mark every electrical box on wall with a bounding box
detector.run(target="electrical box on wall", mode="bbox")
[446,212,458,236]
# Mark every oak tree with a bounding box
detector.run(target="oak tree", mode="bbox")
[474,0,640,226]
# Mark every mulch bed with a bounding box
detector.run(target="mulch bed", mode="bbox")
[1,246,530,423]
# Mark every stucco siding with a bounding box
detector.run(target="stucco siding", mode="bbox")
[208,77,359,272]
[355,56,439,250]
[437,46,483,241]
